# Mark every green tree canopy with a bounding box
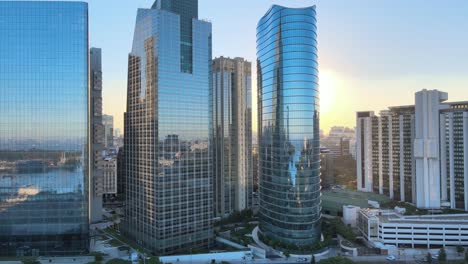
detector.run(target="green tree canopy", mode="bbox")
[318,256,355,264]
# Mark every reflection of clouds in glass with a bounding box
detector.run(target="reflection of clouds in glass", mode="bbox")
[18,186,39,196]
[2,186,40,212]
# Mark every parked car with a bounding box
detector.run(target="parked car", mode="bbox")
[386,255,396,261]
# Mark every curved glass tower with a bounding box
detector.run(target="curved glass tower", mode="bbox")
[257,5,321,246]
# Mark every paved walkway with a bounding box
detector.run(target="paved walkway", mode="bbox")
[251,226,282,257]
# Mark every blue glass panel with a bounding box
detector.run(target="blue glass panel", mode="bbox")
[257,4,321,246]
[0,1,89,256]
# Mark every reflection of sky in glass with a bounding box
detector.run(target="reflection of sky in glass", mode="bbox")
[123,4,213,253]
[0,2,88,144]
[0,1,89,255]
[257,5,321,246]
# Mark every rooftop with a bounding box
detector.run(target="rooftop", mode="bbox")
[361,208,468,225]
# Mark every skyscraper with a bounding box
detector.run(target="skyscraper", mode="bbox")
[102,115,114,148]
[257,5,321,246]
[0,1,89,256]
[90,48,105,223]
[122,0,213,254]
[212,57,253,217]
[357,107,416,201]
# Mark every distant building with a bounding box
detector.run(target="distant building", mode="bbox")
[329,126,355,139]
[114,128,121,138]
[213,57,253,217]
[102,158,117,196]
[117,147,125,196]
[356,111,375,193]
[356,89,468,210]
[358,208,468,249]
[322,126,356,159]
[320,148,335,187]
[90,48,105,223]
[252,144,259,192]
[102,115,114,148]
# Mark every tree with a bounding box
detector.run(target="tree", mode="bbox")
[21,259,40,264]
[457,245,465,256]
[106,259,131,264]
[146,257,162,264]
[283,250,290,259]
[426,252,432,264]
[318,256,355,264]
[465,251,468,262]
[310,255,316,264]
[438,248,447,263]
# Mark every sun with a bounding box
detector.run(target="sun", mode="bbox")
[319,69,336,117]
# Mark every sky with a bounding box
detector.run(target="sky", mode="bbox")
[80,0,468,135]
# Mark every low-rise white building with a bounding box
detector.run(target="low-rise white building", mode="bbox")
[358,208,468,249]
[343,205,360,228]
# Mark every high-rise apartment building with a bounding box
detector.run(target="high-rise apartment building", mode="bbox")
[102,115,114,148]
[440,102,468,210]
[257,5,321,246]
[0,1,89,256]
[122,0,213,254]
[212,57,253,217]
[356,111,374,193]
[414,90,446,209]
[357,89,468,210]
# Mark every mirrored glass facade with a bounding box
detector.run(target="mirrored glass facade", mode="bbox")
[257,5,321,246]
[122,0,213,255]
[0,1,89,256]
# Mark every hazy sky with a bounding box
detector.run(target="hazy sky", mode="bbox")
[82,0,468,134]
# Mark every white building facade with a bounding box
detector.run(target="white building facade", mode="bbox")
[358,209,468,249]
[356,112,374,192]
[356,89,468,210]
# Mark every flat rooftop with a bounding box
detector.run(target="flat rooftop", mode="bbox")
[361,209,468,225]
[322,189,391,212]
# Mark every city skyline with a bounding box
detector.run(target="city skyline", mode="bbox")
[76,0,468,134]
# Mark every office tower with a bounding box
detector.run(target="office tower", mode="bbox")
[102,115,114,148]
[356,89,468,210]
[90,48,105,223]
[0,1,89,256]
[122,0,213,254]
[212,57,253,217]
[257,5,321,246]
